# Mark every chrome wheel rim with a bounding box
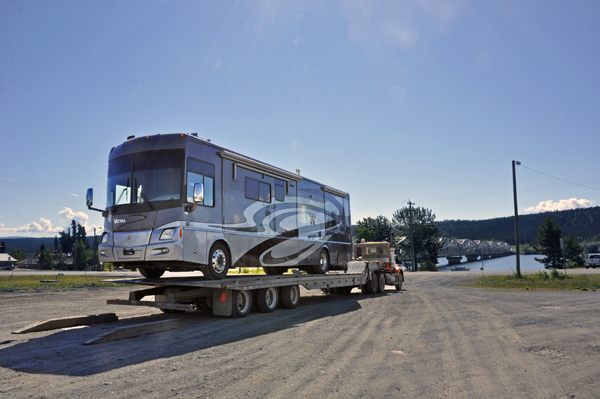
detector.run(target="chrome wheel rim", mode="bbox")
[236,291,251,313]
[319,252,328,272]
[265,288,277,308]
[211,249,227,274]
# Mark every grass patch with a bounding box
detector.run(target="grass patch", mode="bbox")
[462,271,600,291]
[0,275,129,292]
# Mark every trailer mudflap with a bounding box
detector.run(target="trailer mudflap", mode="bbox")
[212,287,232,317]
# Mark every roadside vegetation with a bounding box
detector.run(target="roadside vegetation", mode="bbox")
[0,275,130,292]
[462,270,600,291]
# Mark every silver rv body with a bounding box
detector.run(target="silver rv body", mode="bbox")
[93,133,352,279]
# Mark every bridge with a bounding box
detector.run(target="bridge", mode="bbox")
[438,238,512,265]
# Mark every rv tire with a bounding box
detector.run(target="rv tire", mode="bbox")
[264,267,286,275]
[205,243,230,280]
[138,267,164,279]
[312,249,330,274]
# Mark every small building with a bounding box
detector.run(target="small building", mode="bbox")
[0,253,17,269]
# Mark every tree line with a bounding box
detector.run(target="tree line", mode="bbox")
[7,220,100,271]
[437,206,600,247]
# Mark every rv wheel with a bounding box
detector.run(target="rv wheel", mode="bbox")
[264,267,287,275]
[312,249,330,274]
[205,243,230,280]
[138,267,164,279]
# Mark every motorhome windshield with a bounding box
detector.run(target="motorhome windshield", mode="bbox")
[106,149,183,208]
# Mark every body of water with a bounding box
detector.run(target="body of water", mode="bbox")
[436,254,545,272]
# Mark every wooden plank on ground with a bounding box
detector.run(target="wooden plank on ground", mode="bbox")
[83,319,184,345]
[12,313,118,334]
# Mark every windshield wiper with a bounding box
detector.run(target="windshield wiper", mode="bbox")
[135,179,155,210]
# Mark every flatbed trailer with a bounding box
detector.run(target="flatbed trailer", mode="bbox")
[107,257,403,318]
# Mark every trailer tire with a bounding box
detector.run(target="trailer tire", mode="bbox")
[312,249,330,274]
[280,285,300,309]
[256,287,279,313]
[341,286,353,294]
[138,267,164,279]
[377,272,386,293]
[205,243,230,280]
[231,290,253,318]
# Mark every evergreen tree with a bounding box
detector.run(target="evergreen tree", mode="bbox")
[392,206,442,268]
[74,241,87,271]
[563,234,584,267]
[534,216,564,269]
[54,236,59,252]
[38,249,55,270]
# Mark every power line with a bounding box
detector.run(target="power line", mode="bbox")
[519,165,600,192]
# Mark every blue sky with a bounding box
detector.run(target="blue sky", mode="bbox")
[1,0,599,238]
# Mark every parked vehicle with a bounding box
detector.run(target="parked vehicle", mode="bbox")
[87,133,352,280]
[584,254,600,269]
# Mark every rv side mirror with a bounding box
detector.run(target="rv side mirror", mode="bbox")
[86,188,94,207]
[193,182,204,204]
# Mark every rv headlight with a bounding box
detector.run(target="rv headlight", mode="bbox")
[101,232,108,244]
[160,228,175,241]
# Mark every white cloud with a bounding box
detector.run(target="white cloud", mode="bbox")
[58,207,89,225]
[0,223,4,227]
[525,198,594,213]
[15,218,63,234]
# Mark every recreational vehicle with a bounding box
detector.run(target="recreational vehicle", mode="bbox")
[87,133,352,279]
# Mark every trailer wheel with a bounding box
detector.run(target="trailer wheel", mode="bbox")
[362,275,377,294]
[205,243,230,280]
[231,290,253,318]
[312,249,330,274]
[256,287,279,313]
[377,272,386,293]
[138,267,164,279]
[280,285,300,309]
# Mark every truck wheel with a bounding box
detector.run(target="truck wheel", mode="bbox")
[280,285,300,309]
[231,290,252,318]
[395,277,403,291]
[139,267,164,279]
[377,272,386,293]
[312,249,330,274]
[205,243,230,280]
[256,287,279,313]
[362,276,377,294]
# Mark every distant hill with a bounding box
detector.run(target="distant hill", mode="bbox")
[437,206,600,245]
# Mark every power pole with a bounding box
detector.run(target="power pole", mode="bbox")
[512,160,521,278]
[408,200,416,272]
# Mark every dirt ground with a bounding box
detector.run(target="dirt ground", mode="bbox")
[1,269,600,399]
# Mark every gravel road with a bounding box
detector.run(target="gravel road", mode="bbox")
[1,269,600,399]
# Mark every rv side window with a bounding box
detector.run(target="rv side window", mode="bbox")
[187,158,215,207]
[245,177,271,203]
[275,179,285,202]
